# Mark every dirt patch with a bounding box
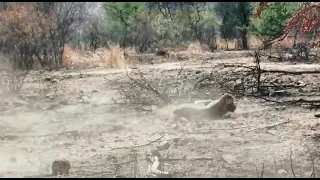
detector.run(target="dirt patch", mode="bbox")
[1,51,320,178]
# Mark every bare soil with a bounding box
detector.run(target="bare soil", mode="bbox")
[1,51,320,178]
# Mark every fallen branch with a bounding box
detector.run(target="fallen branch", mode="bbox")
[180,125,256,134]
[247,120,291,132]
[73,160,136,169]
[305,144,316,178]
[165,157,214,161]
[17,130,79,138]
[110,135,165,150]
[289,148,296,178]
[73,170,113,175]
[218,63,320,75]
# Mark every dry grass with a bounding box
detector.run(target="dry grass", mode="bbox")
[248,35,263,49]
[186,41,209,54]
[216,35,263,51]
[62,44,132,69]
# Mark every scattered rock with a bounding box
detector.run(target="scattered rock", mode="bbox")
[51,160,71,176]
[107,125,125,133]
[78,95,90,104]
[270,90,291,97]
[63,75,73,79]
[59,99,68,105]
[114,175,126,178]
[44,77,52,81]
[151,149,161,157]
[10,157,17,163]
[221,154,237,164]
[12,101,25,107]
[114,139,124,143]
[315,112,320,118]
[46,94,55,100]
[44,103,59,110]
[0,106,8,112]
[1,135,18,141]
[91,90,99,93]
[21,95,39,101]
[303,171,313,178]
[311,132,320,140]
[277,169,287,175]
[275,106,286,111]
[195,70,201,74]
[64,143,72,146]
[172,138,181,143]
[92,104,98,107]
[50,79,59,84]
[156,141,170,151]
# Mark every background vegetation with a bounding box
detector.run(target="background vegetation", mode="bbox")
[0,2,318,71]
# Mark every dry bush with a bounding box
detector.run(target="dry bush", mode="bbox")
[103,44,126,68]
[62,45,80,68]
[216,40,239,51]
[186,41,209,54]
[111,64,194,111]
[0,3,56,70]
[0,55,29,94]
[248,35,263,49]
[62,44,134,69]
[215,35,263,51]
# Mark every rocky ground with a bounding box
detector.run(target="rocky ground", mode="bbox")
[1,51,320,178]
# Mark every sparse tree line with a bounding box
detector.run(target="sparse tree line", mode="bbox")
[0,2,317,70]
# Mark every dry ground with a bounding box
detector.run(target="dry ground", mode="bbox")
[1,51,320,178]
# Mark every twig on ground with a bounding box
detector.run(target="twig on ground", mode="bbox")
[73,170,113,175]
[110,135,165,150]
[73,160,135,169]
[162,156,213,161]
[251,163,260,178]
[247,120,291,132]
[17,130,79,138]
[218,63,320,75]
[274,157,278,177]
[289,148,296,178]
[305,145,316,178]
[260,163,264,178]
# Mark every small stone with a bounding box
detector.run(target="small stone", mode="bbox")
[0,107,8,112]
[91,148,97,152]
[221,154,236,164]
[275,106,286,111]
[12,101,24,107]
[45,94,54,100]
[63,143,71,147]
[10,157,17,163]
[277,169,287,175]
[172,138,180,143]
[60,100,68,105]
[50,79,59,84]
[156,141,170,151]
[91,90,99,93]
[315,112,320,118]
[195,70,201,74]
[303,171,313,178]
